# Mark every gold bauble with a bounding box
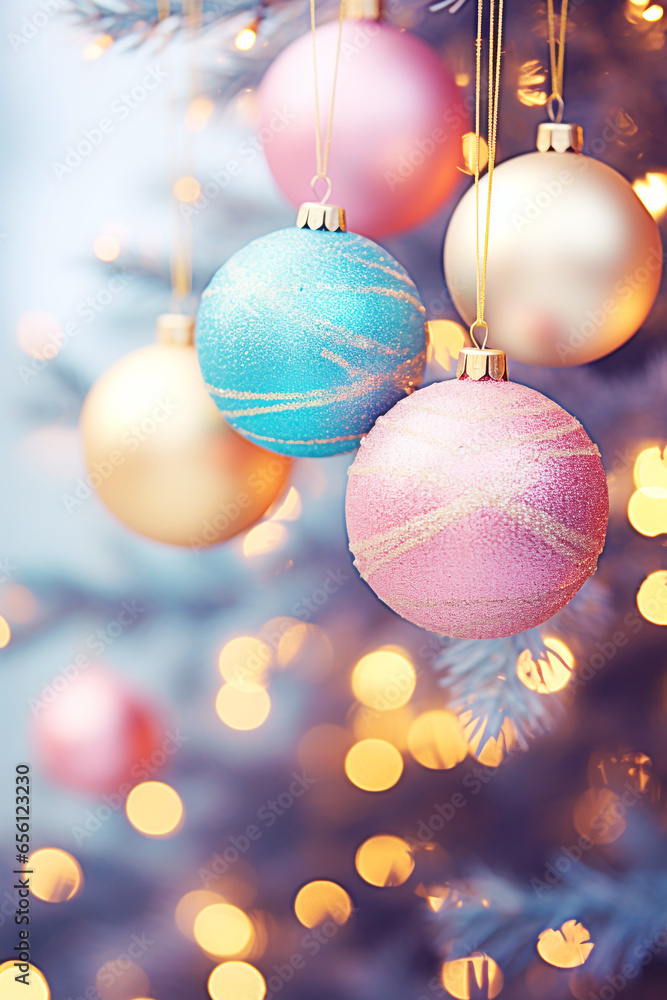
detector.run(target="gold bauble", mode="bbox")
[444,130,662,367]
[80,316,292,547]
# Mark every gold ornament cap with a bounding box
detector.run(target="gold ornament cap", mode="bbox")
[537,122,583,154]
[156,313,195,346]
[344,0,381,18]
[456,347,508,381]
[297,201,347,233]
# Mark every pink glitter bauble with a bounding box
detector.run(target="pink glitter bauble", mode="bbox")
[31,668,166,795]
[259,20,467,239]
[345,378,609,638]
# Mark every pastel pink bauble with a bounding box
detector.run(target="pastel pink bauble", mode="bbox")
[31,668,165,795]
[259,20,467,238]
[345,378,609,638]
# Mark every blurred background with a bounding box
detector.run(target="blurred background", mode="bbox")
[1,1,667,998]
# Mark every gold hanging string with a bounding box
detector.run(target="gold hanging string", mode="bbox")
[546,0,569,123]
[309,0,346,203]
[158,0,197,310]
[470,0,504,350]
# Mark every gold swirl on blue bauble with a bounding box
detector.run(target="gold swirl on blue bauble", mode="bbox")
[195,227,427,457]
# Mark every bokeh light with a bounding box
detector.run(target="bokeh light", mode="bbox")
[517,58,548,106]
[628,487,667,536]
[0,616,11,648]
[344,738,404,791]
[643,3,664,18]
[416,882,451,912]
[633,172,667,218]
[293,880,352,927]
[441,954,504,999]
[516,638,574,694]
[461,133,489,174]
[243,522,288,557]
[269,486,302,521]
[216,683,271,730]
[93,234,120,262]
[194,902,254,957]
[0,961,50,999]
[173,176,201,203]
[573,787,626,844]
[29,848,83,903]
[537,920,594,968]
[407,710,468,769]
[427,320,467,370]
[218,636,272,688]
[351,704,414,749]
[185,96,215,132]
[462,714,518,767]
[82,34,113,60]
[351,648,416,711]
[590,749,653,796]
[637,570,667,624]
[273,620,334,680]
[126,781,184,837]
[2,584,37,624]
[16,310,63,360]
[208,962,266,1000]
[276,621,309,665]
[175,889,225,940]
[235,23,258,50]
[355,834,414,887]
[634,445,667,488]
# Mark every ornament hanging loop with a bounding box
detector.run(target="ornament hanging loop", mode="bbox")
[311,173,333,204]
[470,319,489,351]
[547,92,565,124]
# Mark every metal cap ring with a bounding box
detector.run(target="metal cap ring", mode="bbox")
[469,320,489,350]
[547,93,565,124]
[310,174,332,205]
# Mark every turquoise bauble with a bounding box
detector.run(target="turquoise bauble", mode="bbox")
[196,226,427,458]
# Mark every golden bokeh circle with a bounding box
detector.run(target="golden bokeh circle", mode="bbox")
[628,487,667,537]
[441,954,503,999]
[293,880,353,928]
[175,889,225,940]
[516,638,574,694]
[218,637,272,688]
[216,683,271,730]
[0,962,50,1000]
[537,920,594,968]
[355,834,414,887]
[125,781,184,837]
[573,787,626,844]
[0,616,11,648]
[351,704,414,749]
[344,739,404,791]
[351,648,416,712]
[29,848,83,903]
[461,713,518,768]
[208,962,266,1000]
[407,711,468,770]
[194,902,254,957]
[634,445,667,488]
[637,570,667,625]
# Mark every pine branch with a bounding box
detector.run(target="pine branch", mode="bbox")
[433,581,614,746]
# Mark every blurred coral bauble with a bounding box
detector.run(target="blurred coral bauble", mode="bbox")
[80,316,292,546]
[31,668,165,795]
[259,19,467,238]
